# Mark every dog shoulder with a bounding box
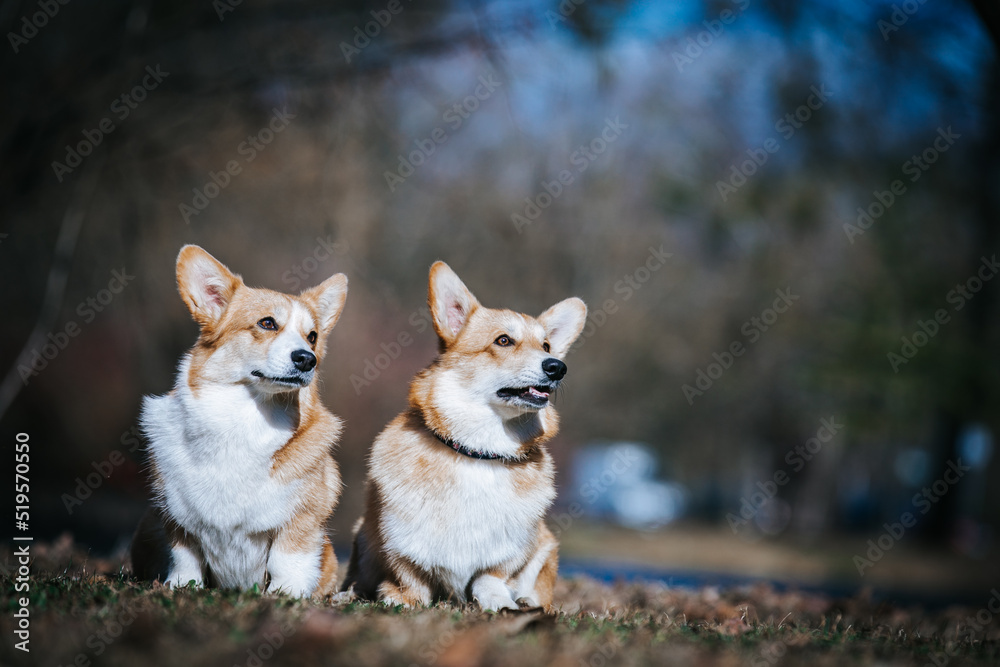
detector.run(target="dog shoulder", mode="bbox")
[368,410,455,487]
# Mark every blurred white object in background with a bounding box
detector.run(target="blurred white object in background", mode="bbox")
[570,442,689,530]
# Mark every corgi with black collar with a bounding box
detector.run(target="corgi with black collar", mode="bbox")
[131,245,347,597]
[343,261,586,611]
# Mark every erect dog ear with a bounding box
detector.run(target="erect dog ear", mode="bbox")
[300,273,348,335]
[538,297,587,357]
[176,245,243,328]
[428,261,480,347]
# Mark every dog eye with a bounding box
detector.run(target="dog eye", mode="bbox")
[494,335,514,347]
[543,342,550,352]
[257,317,278,330]
[307,331,318,345]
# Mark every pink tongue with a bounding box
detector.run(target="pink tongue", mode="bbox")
[528,387,549,398]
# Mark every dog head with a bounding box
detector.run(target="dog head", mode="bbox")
[176,245,348,394]
[426,261,586,418]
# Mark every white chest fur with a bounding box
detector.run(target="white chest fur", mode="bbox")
[143,362,305,587]
[379,454,554,599]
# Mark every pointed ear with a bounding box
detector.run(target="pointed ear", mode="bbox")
[428,261,479,346]
[176,245,243,327]
[538,297,587,357]
[301,273,348,335]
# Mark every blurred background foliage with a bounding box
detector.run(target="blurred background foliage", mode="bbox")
[1,0,998,589]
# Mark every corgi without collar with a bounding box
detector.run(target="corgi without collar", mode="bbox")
[130,245,347,597]
[342,261,586,611]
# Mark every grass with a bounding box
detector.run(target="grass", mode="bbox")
[1,542,998,667]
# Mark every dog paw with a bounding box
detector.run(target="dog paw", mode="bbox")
[330,587,357,604]
[269,583,313,598]
[380,596,414,609]
[166,576,203,590]
[476,593,520,612]
[515,596,543,612]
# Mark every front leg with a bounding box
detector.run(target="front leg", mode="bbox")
[471,571,519,612]
[377,556,433,608]
[167,539,206,588]
[132,506,205,588]
[268,516,333,597]
[508,522,559,610]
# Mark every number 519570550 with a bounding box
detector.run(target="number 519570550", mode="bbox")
[15,433,29,524]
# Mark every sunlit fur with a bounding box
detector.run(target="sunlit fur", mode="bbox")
[130,245,347,597]
[343,261,586,611]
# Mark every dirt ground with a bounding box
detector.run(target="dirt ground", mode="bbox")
[2,536,999,667]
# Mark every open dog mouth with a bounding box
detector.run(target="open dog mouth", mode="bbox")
[496,385,553,406]
[251,370,308,387]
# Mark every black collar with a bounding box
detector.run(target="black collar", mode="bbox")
[430,429,524,463]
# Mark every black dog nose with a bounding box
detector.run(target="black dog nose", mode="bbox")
[542,357,567,381]
[291,349,317,372]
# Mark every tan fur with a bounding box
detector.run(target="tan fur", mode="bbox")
[132,245,347,597]
[343,262,586,612]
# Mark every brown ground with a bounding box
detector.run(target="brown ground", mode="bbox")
[2,534,998,667]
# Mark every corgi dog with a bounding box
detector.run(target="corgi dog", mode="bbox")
[130,245,348,597]
[342,261,587,611]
